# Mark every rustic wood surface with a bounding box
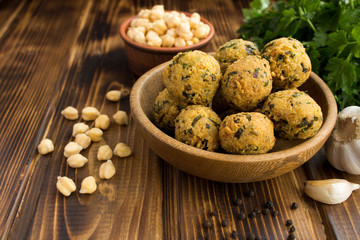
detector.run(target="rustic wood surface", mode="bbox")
[0,0,358,239]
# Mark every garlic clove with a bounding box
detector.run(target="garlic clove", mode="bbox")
[304,179,360,204]
[339,140,360,174]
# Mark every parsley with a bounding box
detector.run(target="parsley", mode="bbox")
[237,0,360,109]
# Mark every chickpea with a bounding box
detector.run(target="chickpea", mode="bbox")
[95,114,110,130]
[67,153,88,168]
[152,19,167,35]
[75,133,91,149]
[79,176,97,194]
[72,122,89,137]
[161,34,175,47]
[106,90,121,102]
[86,128,103,142]
[61,106,78,120]
[37,139,54,155]
[150,5,165,21]
[56,176,76,196]
[138,9,151,19]
[99,160,116,179]
[174,37,186,47]
[82,107,100,121]
[165,15,181,28]
[114,142,132,157]
[189,12,201,28]
[146,30,162,47]
[113,110,129,125]
[97,145,113,161]
[64,142,82,158]
[194,24,210,39]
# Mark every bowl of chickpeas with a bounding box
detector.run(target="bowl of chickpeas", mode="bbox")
[119,5,215,76]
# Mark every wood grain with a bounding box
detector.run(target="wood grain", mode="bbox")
[0,0,359,239]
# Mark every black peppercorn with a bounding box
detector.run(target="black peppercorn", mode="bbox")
[262,208,270,215]
[254,207,261,214]
[264,201,274,209]
[248,211,257,218]
[231,230,239,238]
[238,211,246,220]
[247,233,256,240]
[247,190,255,198]
[287,232,296,240]
[271,210,279,217]
[209,210,218,217]
[222,219,229,227]
[254,235,261,240]
[233,198,243,206]
[289,226,296,233]
[286,219,293,226]
[203,220,212,228]
[290,202,298,210]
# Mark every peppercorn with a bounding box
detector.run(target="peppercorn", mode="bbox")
[233,198,243,206]
[209,210,218,217]
[238,211,246,220]
[286,219,293,226]
[290,202,298,210]
[203,220,212,228]
[287,232,296,240]
[262,208,270,215]
[254,207,261,214]
[222,219,229,227]
[248,211,257,219]
[247,233,256,240]
[271,210,279,217]
[231,230,239,238]
[289,226,296,233]
[264,201,274,209]
[247,190,255,198]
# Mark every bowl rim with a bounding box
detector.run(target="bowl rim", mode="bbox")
[119,11,215,53]
[130,60,338,164]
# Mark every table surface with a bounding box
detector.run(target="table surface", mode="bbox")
[1,0,359,239]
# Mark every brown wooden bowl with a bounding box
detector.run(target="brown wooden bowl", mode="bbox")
[130,60,338,183]
[119,12,214,76]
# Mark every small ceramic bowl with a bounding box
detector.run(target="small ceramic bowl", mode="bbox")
[119,12,215,76]
[130,59,337,183]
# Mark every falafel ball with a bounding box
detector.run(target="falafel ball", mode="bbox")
[175,105,221,151]
[262,89,323,139]
[219,112,276,154]
[163,50,221,106]
[153,88,187,133]
[220,55,272,111]
[261,37,311,89]
[215,39,260,73]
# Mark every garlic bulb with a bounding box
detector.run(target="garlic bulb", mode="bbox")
[325,106,360,174]
[304,179,360,204]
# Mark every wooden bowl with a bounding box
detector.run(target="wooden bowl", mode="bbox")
[119,12,214,76]
[130,60,338,183]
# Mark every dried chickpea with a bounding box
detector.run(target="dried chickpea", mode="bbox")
[150,5,165,21]
[67,153,88,168]
[194,23,210,39]
[95,114,110,130]
[113,110,129,125]
[189,13,201,28]
[114,142,132,157]
[161,34,175,47]
[56,176,76,196]
[79,176,97,194]
[152,19,167,35]
[86,128,103,142]
[134,31,146,44]
[75,133,91,149]
[37,139,54,155]
[61,106,79,120]
[72,122,89,137]
[166,28,176,37]
[106,90,121,102]
[64,142,83,158]
[146,30,162,47]
[99,160,116,179]
[82,107,100,121]
[138,9,151,19]
[97,145,113,161]
[165,14,181,28]
[174,37,186,47]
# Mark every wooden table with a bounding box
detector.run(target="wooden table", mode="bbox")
[1,0,359,239]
